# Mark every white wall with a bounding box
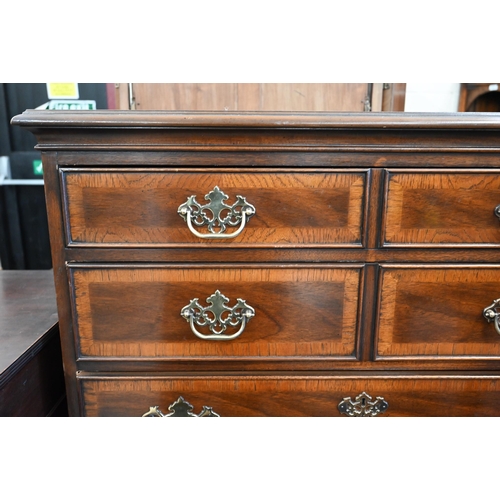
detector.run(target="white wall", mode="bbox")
[404,83,461,112]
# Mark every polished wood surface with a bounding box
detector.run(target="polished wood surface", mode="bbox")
[0,270,58,379]
[79,373,500,417]
[0,270,66,416]
[383,170,500,246]
[377,266,500,357]
[11,110,500,416]
[62,169,366,247]
[15,110,500,128]
[69,265,361,359]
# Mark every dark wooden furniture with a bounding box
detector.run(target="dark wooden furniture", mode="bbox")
[0,270,66,416]
[459,83,500,112]
[11,110,500,416]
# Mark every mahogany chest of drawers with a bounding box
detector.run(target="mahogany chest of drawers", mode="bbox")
[12,110,500,416]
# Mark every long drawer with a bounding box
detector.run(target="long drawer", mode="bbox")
[376,265,500,358]
[68,264,362,360]
[383,170,500,247]
[78,373,500,417]
[60,168,367,247]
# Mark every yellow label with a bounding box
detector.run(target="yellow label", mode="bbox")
[47,83,79,99]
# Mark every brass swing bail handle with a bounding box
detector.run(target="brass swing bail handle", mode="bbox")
[181,290,255,340]
[483,299,500,335]
[177,186,256,239]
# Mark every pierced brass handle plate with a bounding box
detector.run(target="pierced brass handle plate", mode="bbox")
[338,392,389,417]
[142,396,220,417]
[178,186,256,239]
[483,298,500,335]
[181,290,255,340]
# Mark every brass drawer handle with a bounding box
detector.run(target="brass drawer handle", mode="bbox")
[181,290,255,340]
[142,396,220,417]
[483,298,500,334]
[338,392,389,417]
[178,186,256,239]
[494,205,500,220]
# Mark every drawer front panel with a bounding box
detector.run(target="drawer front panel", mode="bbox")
[79,374,500,417]
[61,169,366,247]
[376,266,500,358]
[69,265,362,360]
[383,170,500,246]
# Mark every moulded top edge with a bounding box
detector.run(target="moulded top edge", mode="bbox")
[11,110,500,129]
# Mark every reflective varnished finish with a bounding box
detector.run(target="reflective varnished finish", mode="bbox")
[141,396,220,417]
[11,110,500,417]
[59,169,366,247]
[79,373,500,417]
[0,271,66,416]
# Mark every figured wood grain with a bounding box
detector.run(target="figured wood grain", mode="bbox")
[377,266,500,357]
[383,170,500,246]
[11,111,500,417]
[61,169,366,247]
[69,265,362,359]
[79,373,500,417]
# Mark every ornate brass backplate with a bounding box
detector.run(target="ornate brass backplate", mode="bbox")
[142,396,220,417]
[177,186,256,238]
[483,298,500,335]
[338,392,389,417]
[181,290,255,340]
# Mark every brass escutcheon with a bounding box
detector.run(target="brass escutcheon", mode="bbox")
[338,392,388,417]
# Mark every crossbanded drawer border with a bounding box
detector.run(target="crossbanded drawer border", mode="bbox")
[58,167,369,249]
